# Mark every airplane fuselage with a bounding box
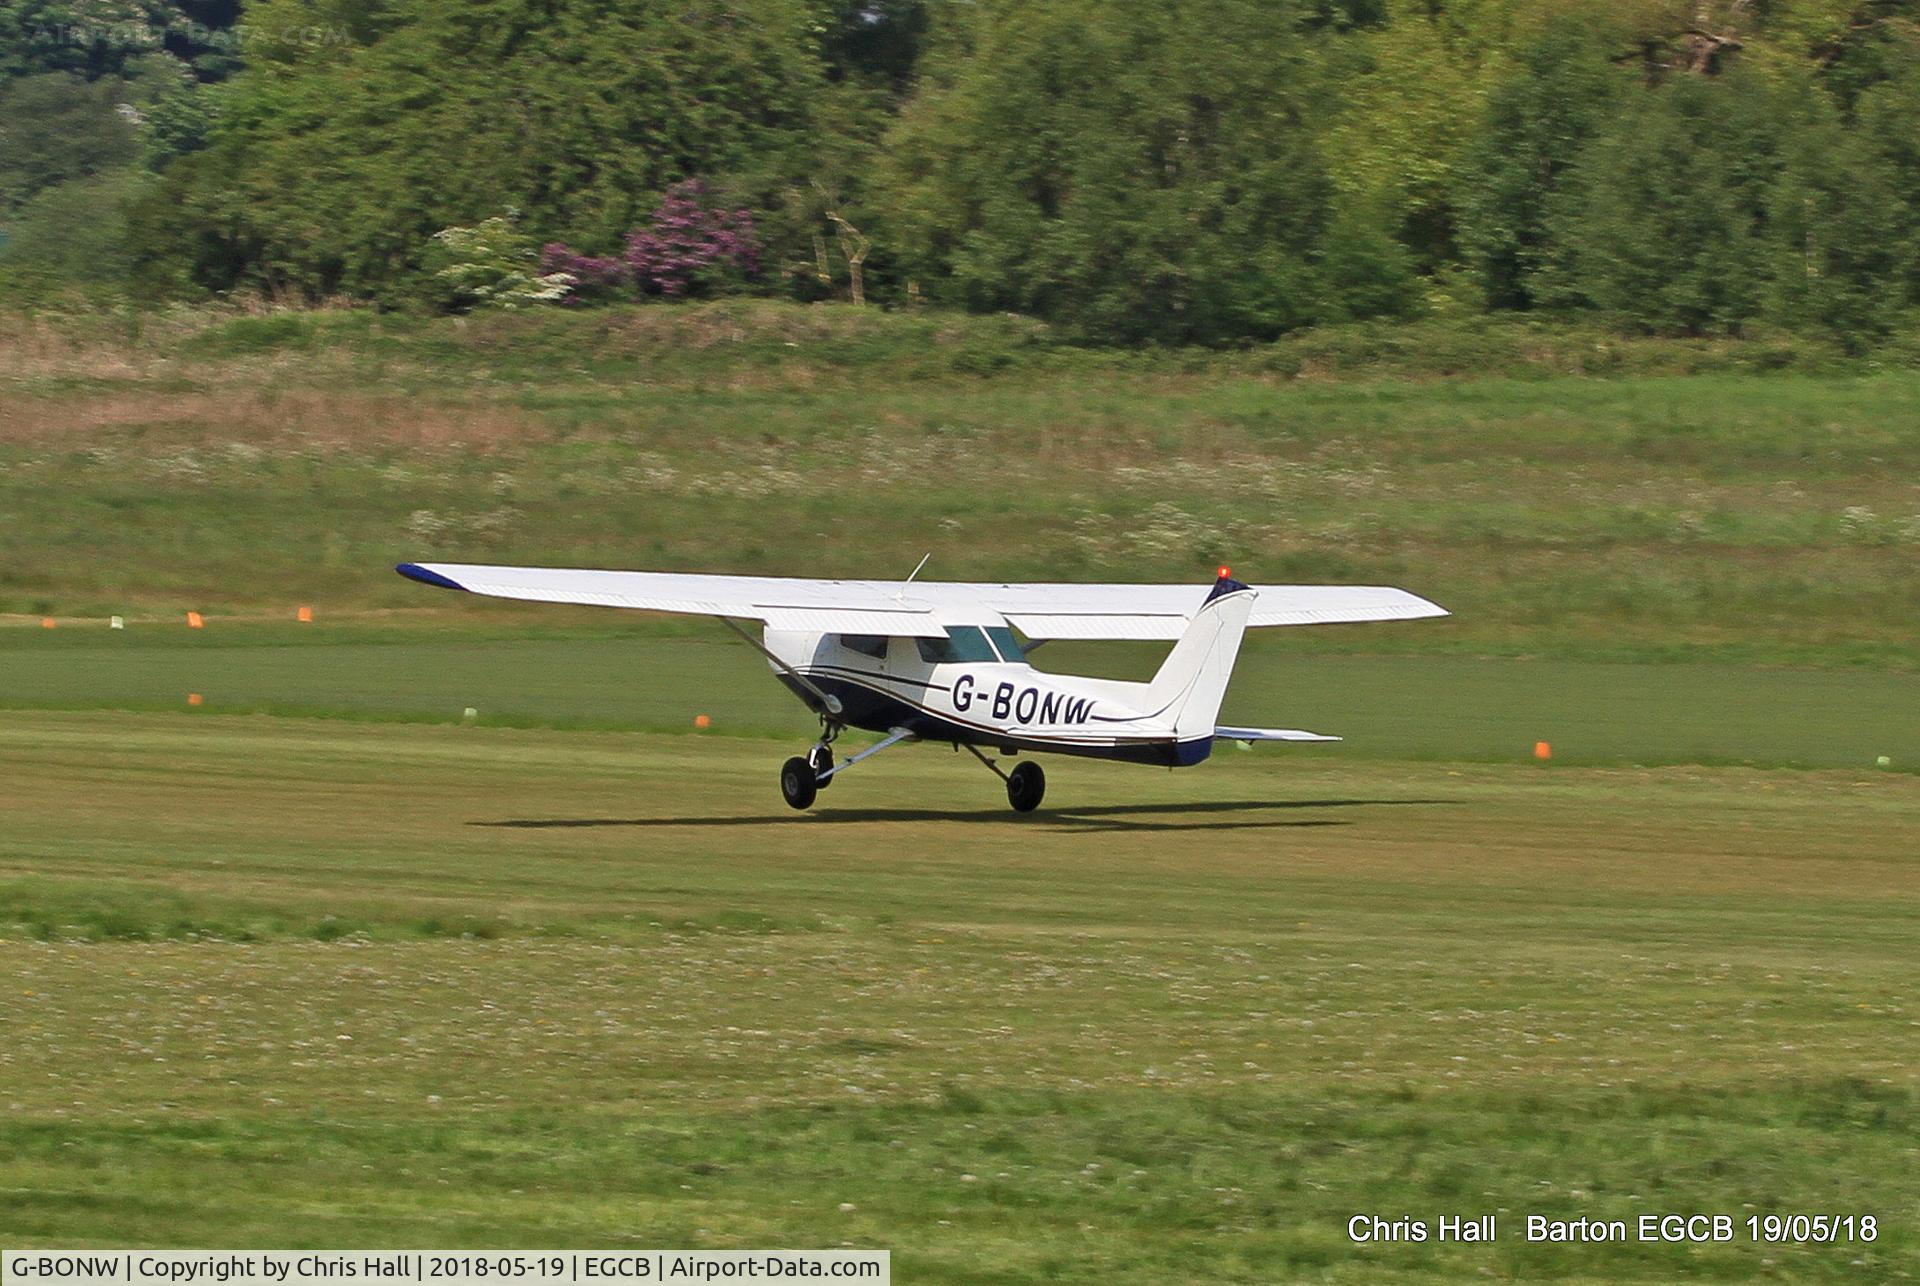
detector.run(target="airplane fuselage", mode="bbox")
[764,628,1215,767]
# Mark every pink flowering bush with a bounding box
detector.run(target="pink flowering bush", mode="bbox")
[538,181,761,305]
[623,181,760,297]
[537,244,630,304]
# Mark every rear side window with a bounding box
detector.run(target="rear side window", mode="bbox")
[985,626,1025,661]
[839,634,888,659]
[915,626,999,664]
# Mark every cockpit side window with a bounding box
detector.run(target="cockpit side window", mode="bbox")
[915,625,999,664]
[839,634,889,659]
[985,626,1025,662]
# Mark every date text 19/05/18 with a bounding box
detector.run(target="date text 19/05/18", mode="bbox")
[1348,1214,1878,1244]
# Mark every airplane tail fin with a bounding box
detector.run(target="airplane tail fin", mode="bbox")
[1144,574,1257,743]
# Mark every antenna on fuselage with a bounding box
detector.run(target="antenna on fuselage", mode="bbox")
[897,552,931,602]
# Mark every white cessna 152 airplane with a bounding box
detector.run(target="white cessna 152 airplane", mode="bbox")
[397,561,1446,813]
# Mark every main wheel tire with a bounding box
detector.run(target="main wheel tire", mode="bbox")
[807,744,834,790]
[1006,760,1046,813]
[780,756,819,810]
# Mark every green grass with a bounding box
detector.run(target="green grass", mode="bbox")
[4,300,1918,1277]
[2,301,1916,665]
[1,711,1916,1280]
[1,619,1915,772]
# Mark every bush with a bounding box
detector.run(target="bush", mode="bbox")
[1763,100,1909,352]
[1541,73,1783,336]
[538,181,763,305]
[0,169,146,300]
[0,73,138,215]
[1454,30,1624,311]
[422,215,571,312]
[878,0,1335,344]
[621,181,761,298]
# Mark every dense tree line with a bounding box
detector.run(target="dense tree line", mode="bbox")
[3,0,1917,346]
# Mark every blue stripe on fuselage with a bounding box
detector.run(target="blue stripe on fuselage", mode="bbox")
[778,670,1214,768]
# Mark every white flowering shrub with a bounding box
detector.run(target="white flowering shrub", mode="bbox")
[425,215,572,311]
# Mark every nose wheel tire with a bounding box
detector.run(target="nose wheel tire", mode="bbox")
[1006,761,1046,813]
[780,756,819,810]
[807,744,834,789]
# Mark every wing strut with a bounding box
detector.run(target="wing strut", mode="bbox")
[817,727,916,781]
[716,617,844,717]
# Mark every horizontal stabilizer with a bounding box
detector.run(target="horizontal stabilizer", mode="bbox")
[1215,726,1342,743]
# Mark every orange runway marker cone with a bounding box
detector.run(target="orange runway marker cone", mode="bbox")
[297,605,314,623]
[1533,741,1553,761]
[187,693,204,707]
[694,714,712,729]
[186,611,205,629]
[40,617,55,629]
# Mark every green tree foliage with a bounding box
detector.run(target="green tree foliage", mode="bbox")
[1854,56,1920,307]
[8,0,1919,350]
[1764,97,1909,349]
[1,0,239,80]
[1542,73,1785,335]
[137,0,839,300]
[817,0,928,92]
[880,0,1344,343]
[1456,29,1625,310]
[0,72,137,213]
[0,167,143,293]
[1316,3,1493,276]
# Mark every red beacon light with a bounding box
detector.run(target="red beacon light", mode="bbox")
[1216,565,1232,579]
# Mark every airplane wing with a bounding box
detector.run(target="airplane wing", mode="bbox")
[1214,726,1343,743]
[397,563,1446,640]
[960,582,1447,639]
[395,563,951,636]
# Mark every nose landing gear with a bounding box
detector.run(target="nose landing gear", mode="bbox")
[807,742,835,790]
[779,724,916,810]
[781,719,840,811]
[779,756,818,810]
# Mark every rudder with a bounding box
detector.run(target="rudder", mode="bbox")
[1144,575,1258,742]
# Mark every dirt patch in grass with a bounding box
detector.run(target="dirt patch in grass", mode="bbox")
[0,389,550,449]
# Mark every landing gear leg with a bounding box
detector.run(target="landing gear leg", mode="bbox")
[808,720,841,790]
[961,745,1047,813]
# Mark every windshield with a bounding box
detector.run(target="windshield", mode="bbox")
[915,625,1000,664]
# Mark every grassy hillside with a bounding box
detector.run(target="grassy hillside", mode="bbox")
[3,302,1917,666]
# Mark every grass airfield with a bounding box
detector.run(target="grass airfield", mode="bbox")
[2,692,1917,1279]
[3,302,1918,1279]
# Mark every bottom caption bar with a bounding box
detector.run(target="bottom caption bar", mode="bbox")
[4,1253,889,1286]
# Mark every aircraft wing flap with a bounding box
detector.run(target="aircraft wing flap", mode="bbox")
[986,584,1445,639]
[1000,612,1191,641]
[753,607,947,636]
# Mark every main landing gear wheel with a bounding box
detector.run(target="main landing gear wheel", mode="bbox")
[807,744,834,790]
[1006,760,1046,813]
[780,756,818,810]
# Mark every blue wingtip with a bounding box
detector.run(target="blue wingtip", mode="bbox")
[395,562,468,592]
[1204,572,1252,604]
